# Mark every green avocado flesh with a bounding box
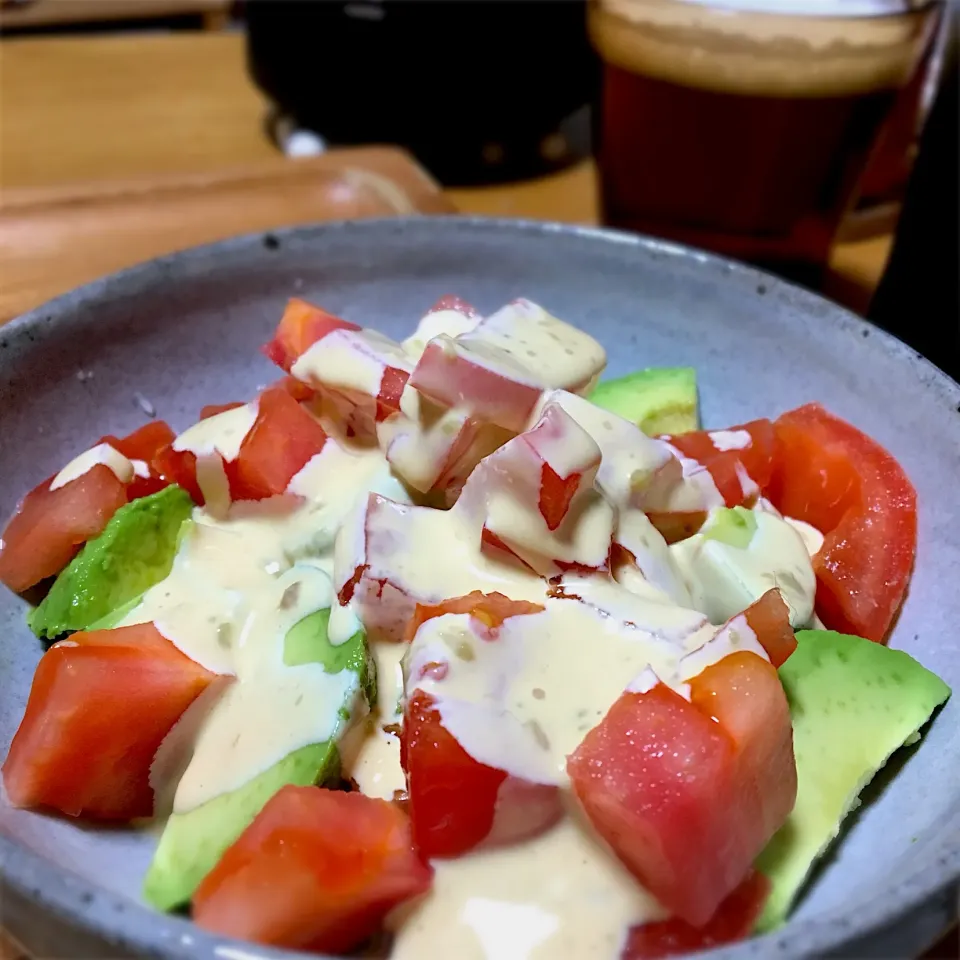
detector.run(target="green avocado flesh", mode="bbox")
[755,630,950,931]
[700,506,757,549]
[588,367,698,436]
[28,486,193,640]
[142,608,371,912]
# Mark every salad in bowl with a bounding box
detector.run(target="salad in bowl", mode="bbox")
[0,294,949,959]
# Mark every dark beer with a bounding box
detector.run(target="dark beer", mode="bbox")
[590,0,941,283]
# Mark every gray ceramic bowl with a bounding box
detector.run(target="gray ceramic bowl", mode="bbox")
[0,218,958,960]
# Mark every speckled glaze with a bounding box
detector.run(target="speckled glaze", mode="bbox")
[0,218,958,960]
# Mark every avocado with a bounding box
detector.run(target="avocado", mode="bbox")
[142,609,372,911]
[755,630,950,931]
[588,367,698,436]
[28,486,193,640]
[700,505,757,549]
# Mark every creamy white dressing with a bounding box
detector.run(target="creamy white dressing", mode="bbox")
[672,509,817,628]
[389,797,666,960]
[292,327,412,399]
[51,442,134,490]
[402,308,482,360]
[784,515,825,558]
[173,403,258,461]
[708,428,752,451]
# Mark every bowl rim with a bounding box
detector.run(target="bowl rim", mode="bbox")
[0,215,957,960]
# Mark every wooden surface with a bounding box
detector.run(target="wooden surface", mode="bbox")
[0,32,891,323]
[0,0,229,30]
[0,149,453,321]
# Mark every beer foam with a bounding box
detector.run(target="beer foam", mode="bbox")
[590,0,936,98]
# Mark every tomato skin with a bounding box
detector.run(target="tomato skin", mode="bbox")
[154,445,204,504]
[0,465,128,593]
[401,691,506,858]
[621,871,770,959]
[741,589,797,668]
[261,298,362,373]
[768,403,917,643]
[199,402,244,421]
[688,651,797,843]
[102,421,176,500]
[192,785,433,953]
[231,387,328,501]
[664,420,775,494]
[404,590,545,643]
[2,623,213,819]
[568,684,761,927]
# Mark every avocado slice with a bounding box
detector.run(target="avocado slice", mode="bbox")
[28,486,193,640]
[142,609,373,912]
[700,506,757,550]
[755,630,950,931]
[588,367,698,436]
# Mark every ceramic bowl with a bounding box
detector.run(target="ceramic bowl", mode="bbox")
[1,218,958,960]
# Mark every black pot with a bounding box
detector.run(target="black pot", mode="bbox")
[244,0,599,186]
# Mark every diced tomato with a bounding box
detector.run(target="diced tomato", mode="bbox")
[410,336,544,434]
[688,651,797,842]
[404,590,545,643]
[427,295,481,318]
[0,466,128,593]
[2,623,214,819]
[102,421,176,500]
[739,589,796,668]
[200,402,244,421]
[658,421,774,516]
[154,445,204,504]
[568,683,771,927]
[192,785,432,953]
[401,691,507,858]
[622,871,771,959]
[261,298,361,373]
[231,386,328,500]
[273,375,316,403]
[767,403,916,643]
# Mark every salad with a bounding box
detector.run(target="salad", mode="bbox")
[0,295,950,959]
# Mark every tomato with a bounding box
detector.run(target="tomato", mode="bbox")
[662,420,776,496]
[401,690,507,858]
[688,651,797,843]
[231,386,328,501]
[102,421,176,500]
[405,590,546,643]
[0,465,128,593]
[410,336,543,434]
[154,445,204,505]
[568,681,781,927]
[739,589,796,668]
[622,871,770,959]
[767,403,916,643]
[2,623,214,819]
[192,785,432,953]
[261,298,361,373]
[199,402,244,421]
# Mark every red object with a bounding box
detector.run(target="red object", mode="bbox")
[0,466,128,593]
[200,402,245,421]
[410,337,543,434]
[622,871,771,958]
[568,679,791,927]
[426,295,481,318]
[261,298,361,373]
[232,386,328,500]
[688,651,797,842]
[103,421,177,500]
[661,419,775,504]
[404,590,545,643]
[192,785,432,953]
[740,589,796,668]
[401,690,507,858]
[154,445,204,505]
[2,623,214,819]
[768,403,917,642]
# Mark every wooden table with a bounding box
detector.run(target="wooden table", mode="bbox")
[0,31,892,318]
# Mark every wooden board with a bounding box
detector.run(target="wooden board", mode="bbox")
[0,148,455,323]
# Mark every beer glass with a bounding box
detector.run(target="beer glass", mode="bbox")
[590,0,943,284]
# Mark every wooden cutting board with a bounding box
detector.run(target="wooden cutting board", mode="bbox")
[0,147,455,325]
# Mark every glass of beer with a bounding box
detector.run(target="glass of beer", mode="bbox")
[589,0,943,285]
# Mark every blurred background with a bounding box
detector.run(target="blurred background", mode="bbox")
[0,0,956,377]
